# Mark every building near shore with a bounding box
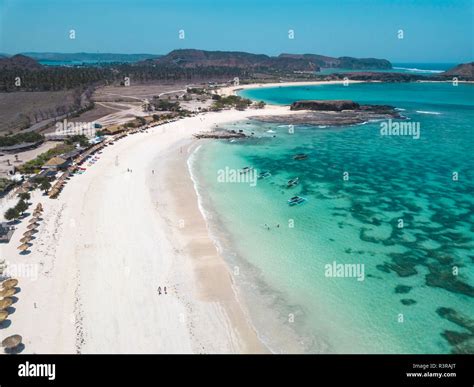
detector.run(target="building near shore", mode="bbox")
[41,156,70,171]
[0,222,15,243]
[101,124,125,135]
[60,148,83,161]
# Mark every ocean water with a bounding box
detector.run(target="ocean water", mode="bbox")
[191,82,474,353]
[317,63,455,76]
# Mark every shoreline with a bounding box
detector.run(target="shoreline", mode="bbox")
[0,105,296,353]
[150,138,267,353]
[218,78,473,98]
[218,80,367,97]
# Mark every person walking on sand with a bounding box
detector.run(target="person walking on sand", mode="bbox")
[158,286,161,295]
[164,286,167,295]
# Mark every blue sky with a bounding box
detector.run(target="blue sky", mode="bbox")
[0,0,472,62]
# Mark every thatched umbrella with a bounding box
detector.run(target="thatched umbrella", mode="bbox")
[28,216,40,223]
[36,203,43,212]
[0,310,8,323]
[0,288,15,297]
[23,230,35,237]
[20,236,32,244]
[1,334,22,350]
[17,243,30,251]
[1,278,18,289]
[27,223,39,230]
[0,298,13,309]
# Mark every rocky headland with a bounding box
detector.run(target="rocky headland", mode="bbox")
[251,100,403,126]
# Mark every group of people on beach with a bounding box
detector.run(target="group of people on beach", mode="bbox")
[157,286,167,295]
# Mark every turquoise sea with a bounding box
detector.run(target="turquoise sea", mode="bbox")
[317,62,455,76]
[191,82,473,353]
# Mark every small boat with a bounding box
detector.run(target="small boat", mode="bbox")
[258,171,271,179]
[287,177,299,187]
[239,167,254,174]
[287,196,306,206]
[293,153,308,160]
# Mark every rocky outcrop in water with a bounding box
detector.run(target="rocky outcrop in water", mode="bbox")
[441,62,474,80]
[437,307,474,354]
[193,129,247,139]
[253,101,402,126]
[290,100,360,111]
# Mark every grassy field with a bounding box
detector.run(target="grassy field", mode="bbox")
[0,90,78,134]
[0,81,213,136]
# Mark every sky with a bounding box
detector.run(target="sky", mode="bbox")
[0,0,472,62]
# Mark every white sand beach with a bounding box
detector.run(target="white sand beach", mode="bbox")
[218,80,366,96]
[0,105,297,354]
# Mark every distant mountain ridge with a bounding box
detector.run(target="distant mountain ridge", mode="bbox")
[144,49,393,71]
[21,52,161,63]
[0,54,43,70]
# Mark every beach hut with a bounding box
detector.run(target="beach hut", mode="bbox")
[26,223,39,230]
[41,156,69,172]
[1,334,22,351]
[0,288,15,298]
[1,278,18,289]
[20,236,31,244]
[36,203,43,212]
[0,298,13,310]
